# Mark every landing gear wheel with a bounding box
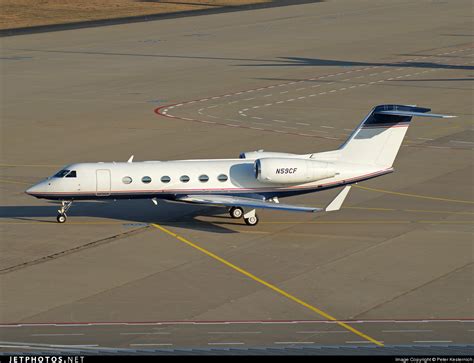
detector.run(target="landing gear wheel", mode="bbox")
[244,214,259,226]
[229,207,244,219]
[57,214,67,223]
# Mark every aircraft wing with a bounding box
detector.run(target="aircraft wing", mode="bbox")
[177,194,320,212]
[176,186,351,213]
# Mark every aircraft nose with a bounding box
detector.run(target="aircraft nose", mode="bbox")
[25,181,48,196]
[25,184,38,196]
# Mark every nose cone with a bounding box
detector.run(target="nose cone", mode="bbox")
[25,180,48,197]
[25,184,39,196]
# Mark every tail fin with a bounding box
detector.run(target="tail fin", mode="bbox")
[338,105,454,168]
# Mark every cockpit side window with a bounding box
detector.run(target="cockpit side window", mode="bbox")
[66,170,77,178]
[54,170,70,178]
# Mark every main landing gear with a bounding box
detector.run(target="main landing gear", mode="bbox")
[229,207,259,226]
[57,200,73,223]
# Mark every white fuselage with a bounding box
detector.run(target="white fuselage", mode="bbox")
[26,156,392,201]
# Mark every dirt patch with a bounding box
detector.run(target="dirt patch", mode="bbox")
[0,0,271,30]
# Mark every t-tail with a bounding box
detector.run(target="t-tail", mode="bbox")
[338,104,455,168]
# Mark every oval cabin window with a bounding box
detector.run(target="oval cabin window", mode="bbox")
[122,176,133,184]
[142,176,152,184]
[161,176,171,183]
[198,175,209,183]
[180,175,190,183]
[217,174,228,182]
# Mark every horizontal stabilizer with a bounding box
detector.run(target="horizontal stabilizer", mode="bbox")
[376,110,456,118]
[325,186,351,212]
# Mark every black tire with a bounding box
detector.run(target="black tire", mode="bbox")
[57,214,67,223]
[229,206,244,219]
[244,215,259,226]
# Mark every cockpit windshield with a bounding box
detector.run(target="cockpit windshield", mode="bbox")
[53,170,77,178]
[54,170,70,178]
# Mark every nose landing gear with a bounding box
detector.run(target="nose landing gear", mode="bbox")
[57,201,73,223]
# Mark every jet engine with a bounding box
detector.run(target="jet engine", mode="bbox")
[254,158,336,184]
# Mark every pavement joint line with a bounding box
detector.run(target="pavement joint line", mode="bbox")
[0,164,62,168]
[258,221,471,225]
[150,223,384,347]
[1,319,472,327]
[355,185,474,204]
[0,178,31,185]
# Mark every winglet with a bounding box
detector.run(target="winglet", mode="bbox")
[325,186,351,212]
[127,155,134,163]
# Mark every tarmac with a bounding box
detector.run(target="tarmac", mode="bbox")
[0,0,473,353]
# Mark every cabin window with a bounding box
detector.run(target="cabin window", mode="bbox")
[180,175,190,183]
[161,176,171,183]
[65,170,77,178]
[217,174,228,182]
[53,170,70,178]
[198,174,209,183]
[142,176,152,184]
[122,176,133,184]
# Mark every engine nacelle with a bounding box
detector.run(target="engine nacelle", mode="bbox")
[254,158,336,184]
[239,150,302,159]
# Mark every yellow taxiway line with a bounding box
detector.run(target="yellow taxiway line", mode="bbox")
[151,223,384,347]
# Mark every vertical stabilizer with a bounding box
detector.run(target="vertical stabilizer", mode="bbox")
[338,105,453,168]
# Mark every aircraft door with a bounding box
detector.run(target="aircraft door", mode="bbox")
[96,169,111,196]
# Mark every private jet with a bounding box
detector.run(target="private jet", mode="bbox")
[26,105,453,225]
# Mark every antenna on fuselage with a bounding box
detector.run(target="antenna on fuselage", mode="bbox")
[127,155,134,163]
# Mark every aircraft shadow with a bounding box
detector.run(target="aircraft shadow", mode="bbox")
[238,56,473,71]
[0,200,245,234]
[8,50,471,71]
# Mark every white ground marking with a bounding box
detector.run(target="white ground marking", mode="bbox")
[382,330,433,333]
[120,332,170,335]
[275,342,315,345]
[30,333,85,337]
[207,331,262,334]
[450,140,474,144]
[296,331,349,334]
[130,343,173,346]
[151,47,472,139]
[208,342,244,345]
